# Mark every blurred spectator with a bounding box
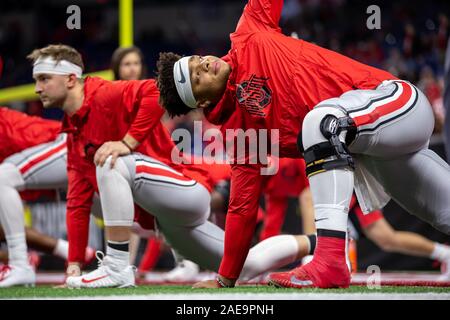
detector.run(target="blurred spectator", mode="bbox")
[418,66,445,133]
[383,48,411,79]
[110,46,147,80]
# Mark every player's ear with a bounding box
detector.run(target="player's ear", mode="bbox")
[66,74,79,88]
[196,99,211,109]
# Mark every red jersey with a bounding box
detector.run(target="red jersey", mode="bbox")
[0,107,62,202]
[0,107,61,162]
[191,155,231,186]
[262,158,307,198]
[62,77,211,263]
[205,0,397,279]
[349,195,383,229]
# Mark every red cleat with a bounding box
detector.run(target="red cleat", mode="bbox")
[268,236,351,289]
[268,260,350,289]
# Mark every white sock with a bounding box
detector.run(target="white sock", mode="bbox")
[309,169,353,233]
[0,163,25,189]
[97,157,134,226]
[240,235,301,282]
[53,239,69,260]
[6,233,29,267]
[0,185,27,244]
[0,167,28,269]
[106,241,130,269]
[430,243,450,262]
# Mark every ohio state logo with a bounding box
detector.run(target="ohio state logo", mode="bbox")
[236,75,272,117]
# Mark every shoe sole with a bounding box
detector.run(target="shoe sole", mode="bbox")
[268,280,283,288]
[268,277,350,289]
[269,279,350,289]
[67,281,136,289]
[268,279,315,289]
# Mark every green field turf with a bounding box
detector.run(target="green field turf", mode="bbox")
[1,285,450,299]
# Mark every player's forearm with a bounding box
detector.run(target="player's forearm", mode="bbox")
[67,207,91,263]
[245,0,284,27]
[126,96,164,143]
[218,208,259,281]
[218,164,263,283]
[122,133,140,151]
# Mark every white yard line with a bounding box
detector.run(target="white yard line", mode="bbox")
[36,271,449,285]
[12,292,450,300]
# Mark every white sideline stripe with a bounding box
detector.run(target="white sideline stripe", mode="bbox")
[14,292,450,300]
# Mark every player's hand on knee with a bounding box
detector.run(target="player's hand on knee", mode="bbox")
[94,141,130,167]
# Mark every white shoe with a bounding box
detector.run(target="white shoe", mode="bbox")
[0,264,36,288]
[164,260,200,282]
[66,251,136,289]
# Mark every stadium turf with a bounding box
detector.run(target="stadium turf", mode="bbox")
[1,285,450,299]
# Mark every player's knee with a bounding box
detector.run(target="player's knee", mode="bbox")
[301,106,346,150]
[96,156,131,185]
[0,163,24,189]
[299,106,355,178]
[0,184,19,199]
[95,156,113,183]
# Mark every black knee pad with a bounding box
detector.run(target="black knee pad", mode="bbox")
[297,131,304,153]
[303,114,356,178]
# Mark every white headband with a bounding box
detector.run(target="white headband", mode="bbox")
[33,56,83,78]
[173,56,197,109]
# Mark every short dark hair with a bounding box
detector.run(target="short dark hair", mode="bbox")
[156,52,192,118]
[110,46,147,80]
[27,44,84,71]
